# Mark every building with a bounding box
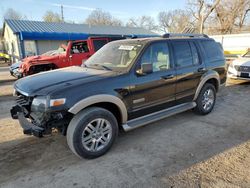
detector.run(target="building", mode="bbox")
[211,33,250,56]
[2,19,158,62]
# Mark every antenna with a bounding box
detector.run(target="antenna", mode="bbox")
[61,5,64,22]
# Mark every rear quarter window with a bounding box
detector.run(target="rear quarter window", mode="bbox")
[201,40,224,62]
[93,40,108,51]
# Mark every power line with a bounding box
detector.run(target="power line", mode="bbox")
[61,5,64,22]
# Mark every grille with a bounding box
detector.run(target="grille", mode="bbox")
[238,66,250,73]
[16,95,32,106]
[241,73,250,78]
[15,95,33,114]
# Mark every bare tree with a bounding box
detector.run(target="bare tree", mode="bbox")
[85,9,122,26]
[4,8,25,20]
[188,0,221,33]
[43,11,62,23]
[126,16,158,31]
[215,0,250,34]
[158,9,193,33]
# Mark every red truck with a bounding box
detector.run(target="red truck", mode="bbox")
[10,36,126,78]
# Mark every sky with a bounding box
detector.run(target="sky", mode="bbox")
[0,0,186,27]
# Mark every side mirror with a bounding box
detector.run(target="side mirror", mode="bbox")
[136,63,153,75]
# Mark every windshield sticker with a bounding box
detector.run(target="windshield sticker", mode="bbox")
[118,45,134,50]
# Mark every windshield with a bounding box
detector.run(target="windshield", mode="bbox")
[85,40,144,72]
[42,47,66,56]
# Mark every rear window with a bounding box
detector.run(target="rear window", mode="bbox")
[93,40,108,51]
[201,40,224,62]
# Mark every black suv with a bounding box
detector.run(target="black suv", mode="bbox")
[11,34,226,159]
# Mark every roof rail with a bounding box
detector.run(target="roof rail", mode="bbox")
[162,33,209,38]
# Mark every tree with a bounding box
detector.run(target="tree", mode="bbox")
[126,16,158,31]
[215,0,250,34]
[85,9,122,26]
[158,10,193,33]
[4,8,24,20]
[188,0,221,33]
[43,11,62,23]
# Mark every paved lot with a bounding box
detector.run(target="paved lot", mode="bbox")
[0,67,250,188]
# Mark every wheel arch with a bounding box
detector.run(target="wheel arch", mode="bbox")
[193,70,220,101]
[68,94,128,124]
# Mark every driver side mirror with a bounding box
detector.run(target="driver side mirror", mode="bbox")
[136,63,153,75]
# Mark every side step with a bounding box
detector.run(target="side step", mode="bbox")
[122,102,196,131]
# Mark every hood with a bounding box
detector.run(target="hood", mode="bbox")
[232,57,250,66]
[14,66,116,96]
[23,54,59,64]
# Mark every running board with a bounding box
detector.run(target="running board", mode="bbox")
[122,102,196,131]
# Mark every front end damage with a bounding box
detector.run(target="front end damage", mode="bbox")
[11,92,72,137]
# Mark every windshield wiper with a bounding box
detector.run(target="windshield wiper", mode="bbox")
[88,64,112,71]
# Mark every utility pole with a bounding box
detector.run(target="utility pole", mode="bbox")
[61,5,64,22]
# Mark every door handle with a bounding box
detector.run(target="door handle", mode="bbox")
[161,74,174,80]
[197,67,206,72]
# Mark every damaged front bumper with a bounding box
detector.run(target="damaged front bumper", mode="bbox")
[9,68,23,78]
[10,105,44,137]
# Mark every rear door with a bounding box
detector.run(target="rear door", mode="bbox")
[171,40,205,103]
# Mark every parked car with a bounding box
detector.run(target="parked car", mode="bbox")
[10,36,126,78]
[11,33,226,159]
[227,49,250,80]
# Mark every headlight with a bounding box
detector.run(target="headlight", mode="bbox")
[234,65,240,71]
[31,97,66,112]
[31,97,48,112]
[50,98,66,107]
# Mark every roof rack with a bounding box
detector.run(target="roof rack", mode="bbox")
[162,33,209,38]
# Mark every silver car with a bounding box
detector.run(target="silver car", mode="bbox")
[227,50,250,80]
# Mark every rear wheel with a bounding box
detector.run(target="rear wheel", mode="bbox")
[194,83,216,115]
[67,107,118,159]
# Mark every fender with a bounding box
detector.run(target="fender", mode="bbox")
[193,70,220,101]
[68,94,128,123]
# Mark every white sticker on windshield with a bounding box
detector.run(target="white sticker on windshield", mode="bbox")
[118,45,134,50]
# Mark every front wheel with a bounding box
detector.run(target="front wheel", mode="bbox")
[67,107,118,159]
[194,83,216,115]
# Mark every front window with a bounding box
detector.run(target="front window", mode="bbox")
[71,41,89,54]
[85,41,144,72]
[139,42,171,72]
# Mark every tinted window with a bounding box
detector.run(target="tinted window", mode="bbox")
[173,41,193,67]
[140,42,171,72]
[93,40,108,51]
[190,42,200,65]
[201,41,224,62]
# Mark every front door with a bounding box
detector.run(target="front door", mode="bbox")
[127,41,176,119]
[70,41,91,66]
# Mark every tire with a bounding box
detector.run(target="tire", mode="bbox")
[193,83,216,115]
[67,107,118,159]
